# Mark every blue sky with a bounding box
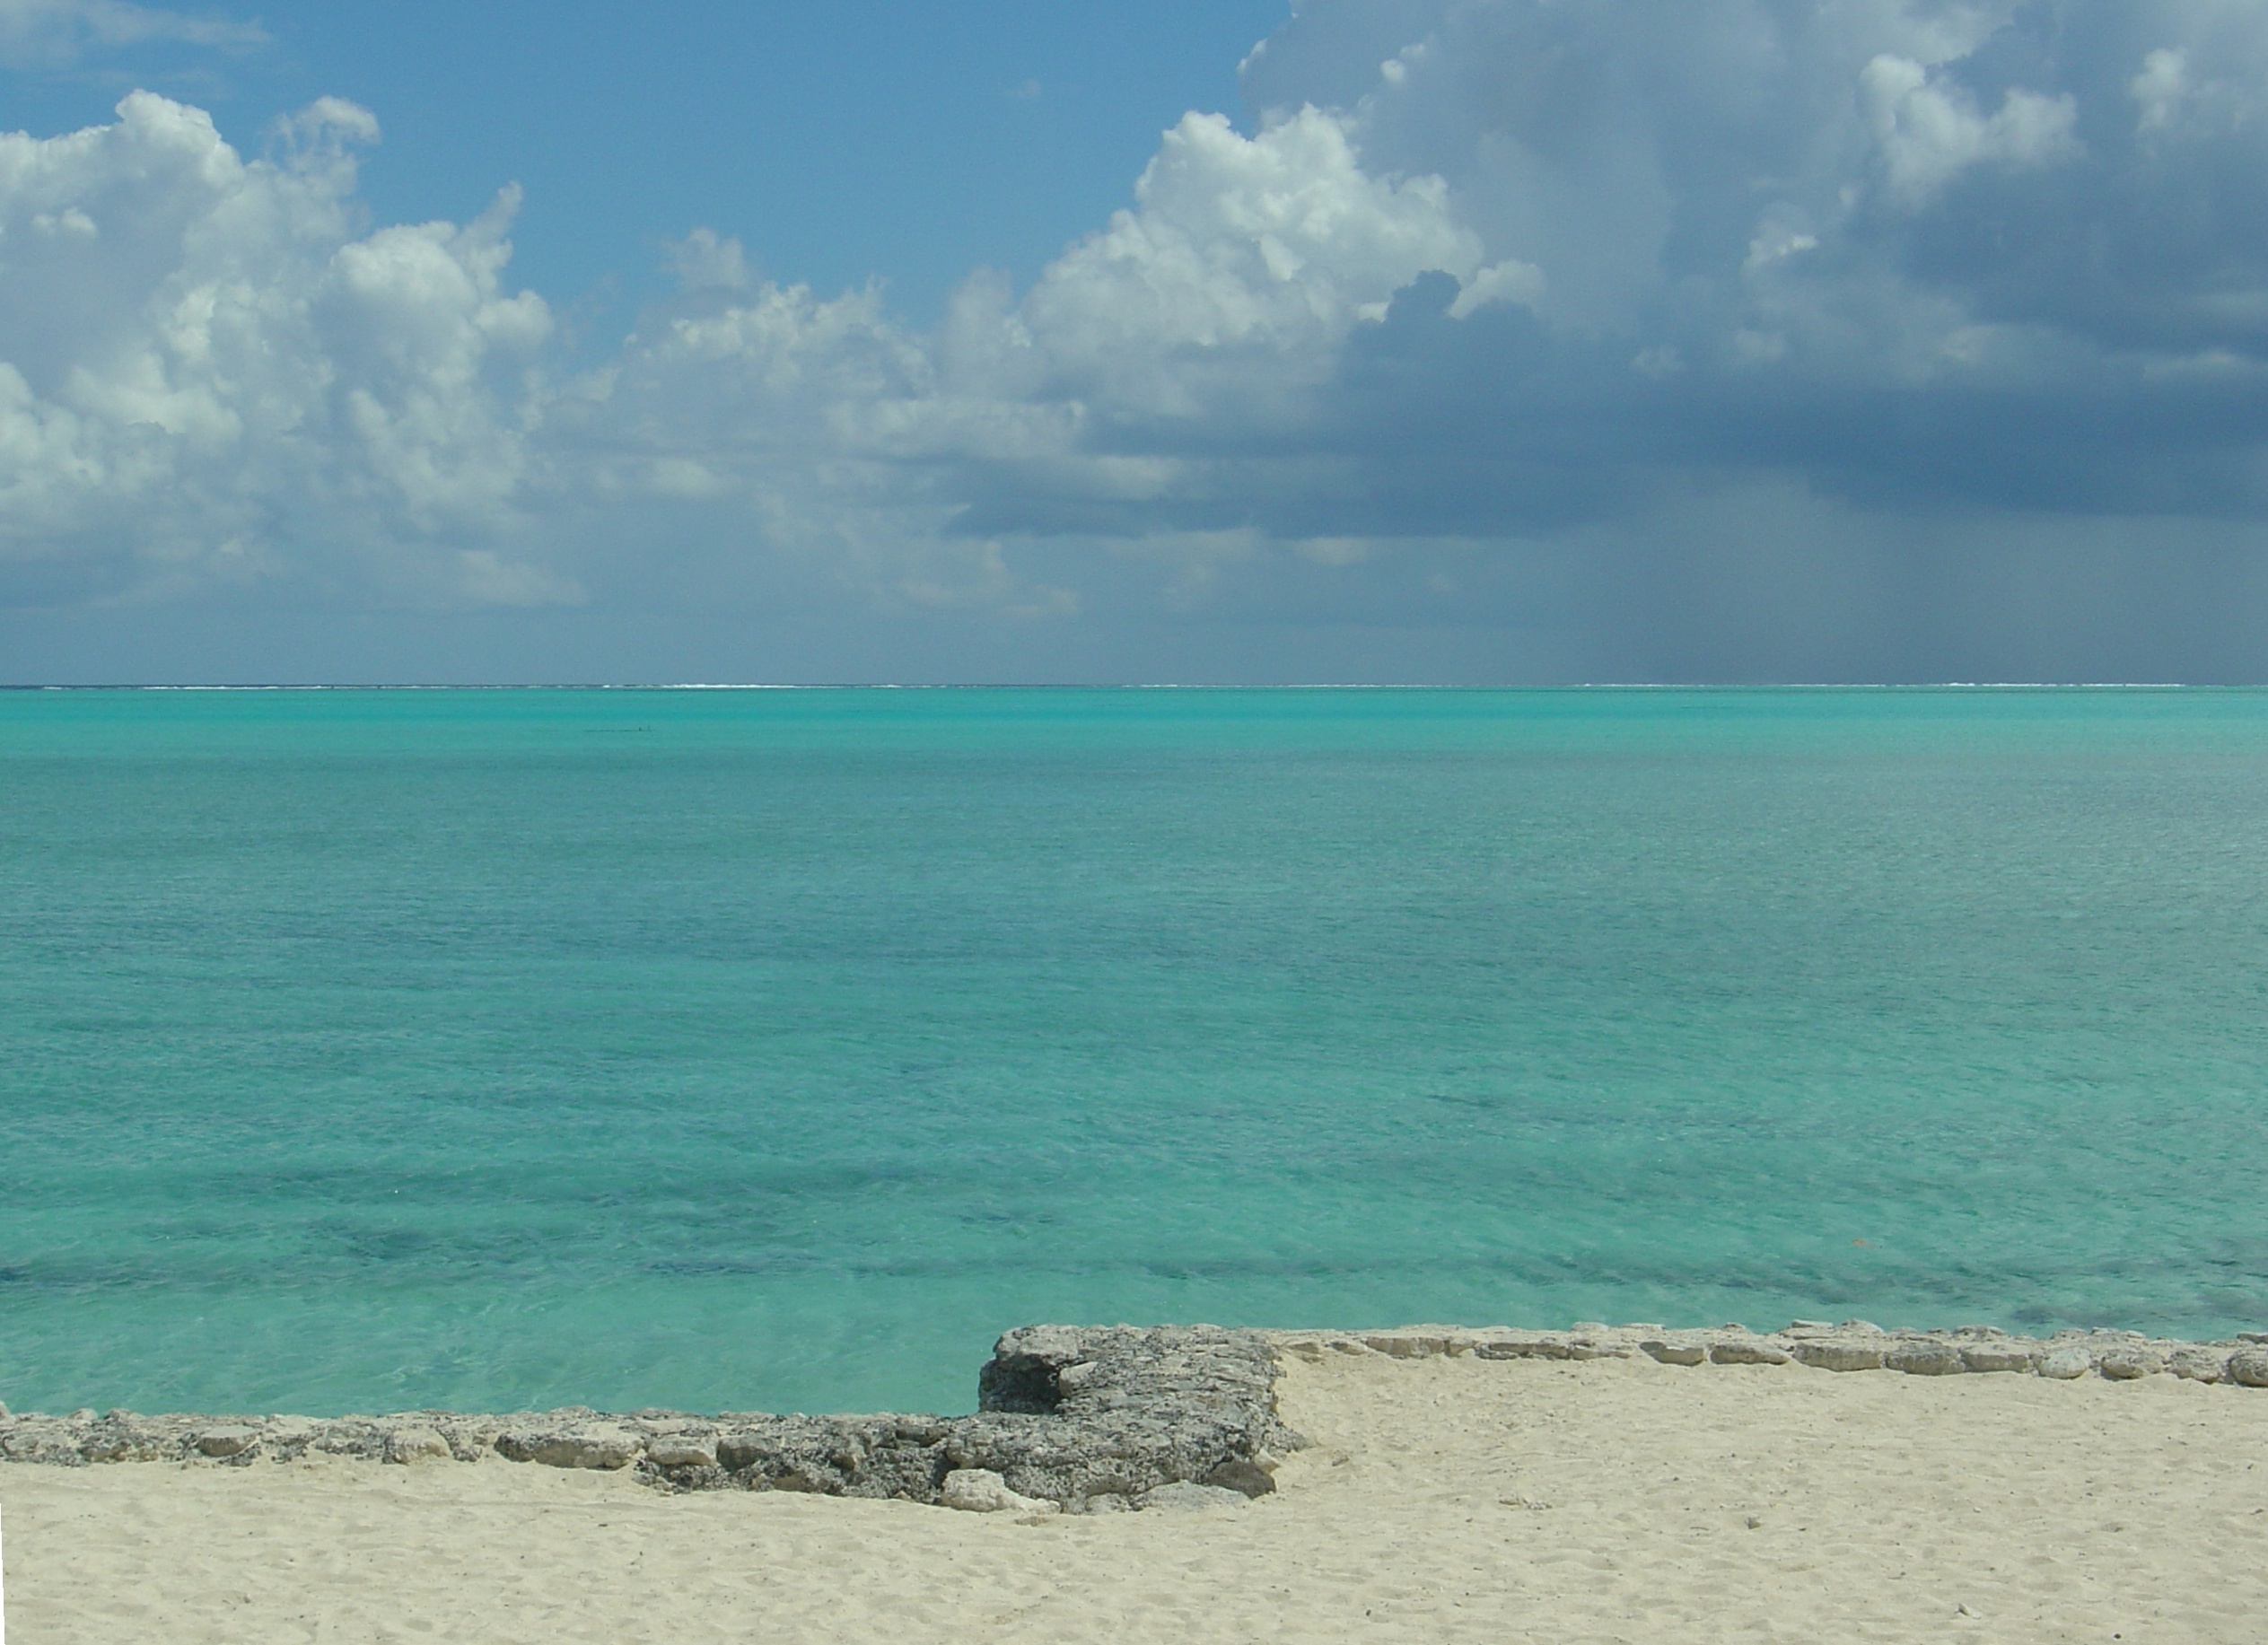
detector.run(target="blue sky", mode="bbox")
[6,0,2268,683]
[4,0,1286,324]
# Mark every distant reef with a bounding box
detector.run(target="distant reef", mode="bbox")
[2,1321,2262,1514]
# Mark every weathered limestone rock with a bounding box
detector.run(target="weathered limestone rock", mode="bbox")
[643,1436,719,1470]
[2,1422,87,1466]
[1271,1321,2264,1390]
[484,1326,1300,1507]
[1132,1481,1248,1511]
[953,1325,1300,1507]
[383,1427,451,1464]
[706,1414,935,1496]
[941,1467,1057,1515]
[1959,1345,2037,1373]
[2097,1348,2165,1381]
[1364,1334,1449,1359]
[267,1420,322,1456]
[2228,1349,2268,1387]
[1473,1338,1575,1361]
[2167,1349,2227,1383]
[1884,1342,1966,1377]
[1709,1341,1791,1366]
[194,1425,260,1458]
[1793,1342,1886,1372]
[495,1425,642,1470]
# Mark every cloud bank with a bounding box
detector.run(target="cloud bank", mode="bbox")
[10,1,2268,679]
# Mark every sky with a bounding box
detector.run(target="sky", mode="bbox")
[5,0,2268,684]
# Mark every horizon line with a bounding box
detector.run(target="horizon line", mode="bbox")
[0,680,2224,693]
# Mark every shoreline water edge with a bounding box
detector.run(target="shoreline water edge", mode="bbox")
[3,1321,2264,1517]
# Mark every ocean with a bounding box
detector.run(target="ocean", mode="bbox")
[1,686,2263,1418]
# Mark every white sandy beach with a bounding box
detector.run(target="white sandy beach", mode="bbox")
[4,1349,2264,1643]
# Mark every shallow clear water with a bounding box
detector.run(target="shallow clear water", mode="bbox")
[1,686,2264,1416]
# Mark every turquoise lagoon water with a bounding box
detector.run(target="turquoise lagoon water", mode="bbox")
[1,687,2264,1418]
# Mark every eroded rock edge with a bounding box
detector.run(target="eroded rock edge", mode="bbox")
[0,1324,1302,1515]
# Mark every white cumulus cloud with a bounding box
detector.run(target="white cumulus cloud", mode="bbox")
[0,92,559,607]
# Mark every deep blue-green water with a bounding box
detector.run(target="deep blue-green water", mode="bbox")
[2,687,2264,1417]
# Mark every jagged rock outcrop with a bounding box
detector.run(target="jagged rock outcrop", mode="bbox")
[0,1325,1303,1514]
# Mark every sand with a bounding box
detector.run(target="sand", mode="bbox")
[4,1351,2264,1643]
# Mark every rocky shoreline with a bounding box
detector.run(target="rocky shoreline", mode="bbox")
[1275,1320,2268,1383]
[3,1320,2261,1514]
[0,1325,1300,1516]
